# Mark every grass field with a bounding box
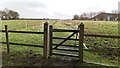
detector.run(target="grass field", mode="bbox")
[1,20,119,67]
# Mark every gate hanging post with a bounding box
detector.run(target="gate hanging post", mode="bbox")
[5,25,10,54]
[49,25,53,56]
[43,22,49,60]
[78,22,84,63]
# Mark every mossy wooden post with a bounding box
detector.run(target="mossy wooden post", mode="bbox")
[78,23,84,63]
[49,25,53,56]
[5,25,9,54]
[43,22,49,60]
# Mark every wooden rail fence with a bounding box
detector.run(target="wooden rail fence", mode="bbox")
[0,25,44,51]
[0,22,120,63]
[0,23,46,59]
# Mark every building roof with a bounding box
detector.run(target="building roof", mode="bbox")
[92,13,119,19]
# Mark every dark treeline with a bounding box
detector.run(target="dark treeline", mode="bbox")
[0,8,19,20]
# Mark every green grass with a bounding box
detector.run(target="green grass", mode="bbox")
[1,20,119,67]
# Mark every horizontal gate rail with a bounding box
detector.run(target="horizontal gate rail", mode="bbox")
[53,48,79,52]
[53,37,79,41]
[52,44,79,48]
[0,42,43,48]
[52,53,79,57]
[0,30,44,34]
[52,29,79,32]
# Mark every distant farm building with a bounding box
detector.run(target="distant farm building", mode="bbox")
[92,13,119,21]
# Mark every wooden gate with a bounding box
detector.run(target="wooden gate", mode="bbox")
[49,23,84,63]
[1,22,84,63]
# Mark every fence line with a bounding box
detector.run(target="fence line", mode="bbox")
[84,34,120,38]
[1,25,44,54]
[0,22,120,62]
[0,30,44,34]
[1,31,120,39]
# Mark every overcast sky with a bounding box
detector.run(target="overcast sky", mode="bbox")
[0,0,119,19]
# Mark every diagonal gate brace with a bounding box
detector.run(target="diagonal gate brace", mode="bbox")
[54,31,78,49]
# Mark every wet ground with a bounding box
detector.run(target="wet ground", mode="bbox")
[2,50,118,68]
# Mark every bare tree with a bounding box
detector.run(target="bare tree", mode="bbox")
[97,11,106,14]
[89,12,97,18]
[111,9,118,13]
[73,11,106,20]
[80,13,90,20]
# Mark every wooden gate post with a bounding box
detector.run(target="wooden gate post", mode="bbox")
[49,25,53,56]
[78,23,84,63]
[43,22,49,60]
[5,25,9,54]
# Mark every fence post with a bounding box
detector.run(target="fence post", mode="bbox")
[5,25,9,54]
[43,22,49,60]
[78,23,84,63]
[49,25,53,56]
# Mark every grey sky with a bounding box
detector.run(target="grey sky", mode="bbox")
[0,0,119,19]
